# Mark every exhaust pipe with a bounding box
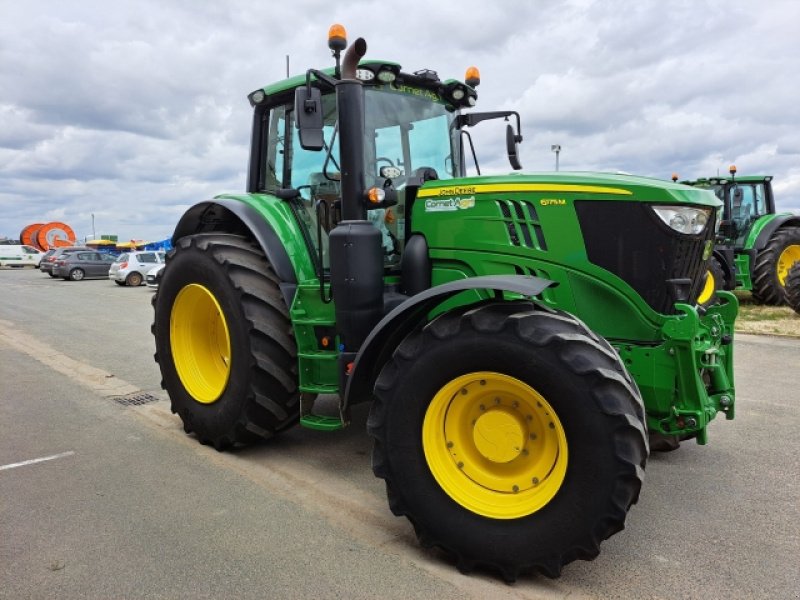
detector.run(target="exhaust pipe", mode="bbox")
[341,38,367,80]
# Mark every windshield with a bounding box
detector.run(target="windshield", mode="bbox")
[260,85,462,272]
[364,86,462,183]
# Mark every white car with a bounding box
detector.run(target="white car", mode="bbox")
[0,245,45,268]
[109,251,165,286]
[145,263,165,288]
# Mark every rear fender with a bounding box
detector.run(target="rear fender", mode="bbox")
[172,199,299,304]
[751,214,800,251]
[343,275,555,411]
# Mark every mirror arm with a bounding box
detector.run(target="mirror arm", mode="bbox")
[460,130,481,176]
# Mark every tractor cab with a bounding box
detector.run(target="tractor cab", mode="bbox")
[258,77,465,263]
[250,45,520,276]
[687,169,775,248]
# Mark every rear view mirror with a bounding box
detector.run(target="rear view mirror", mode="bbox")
[294,87,324,151]
[506,124,522,170]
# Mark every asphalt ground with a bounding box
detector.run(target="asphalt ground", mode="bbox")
[1,267,799,599]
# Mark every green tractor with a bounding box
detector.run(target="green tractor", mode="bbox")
[152,26,737,580]
[682,167,800,304]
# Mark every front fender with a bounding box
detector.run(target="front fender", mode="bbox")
[343,275,555,411]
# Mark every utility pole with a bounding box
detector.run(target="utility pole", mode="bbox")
[551,144,561,171]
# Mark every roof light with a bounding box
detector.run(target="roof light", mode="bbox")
[251,90,265,104]
[465,66,481,87]
[328,24,347,51]
[451,87,465,100]
[356,68,375,82]
[377,68,397,83]
[729,165,737,176]
[671,173,679,182]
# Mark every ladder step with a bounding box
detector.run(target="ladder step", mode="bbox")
[299,413,345,431]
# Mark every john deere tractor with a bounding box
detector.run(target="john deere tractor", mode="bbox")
[153,26,737,580]
[683,167,800,304]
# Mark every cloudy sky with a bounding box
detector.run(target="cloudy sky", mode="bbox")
[1,0,799,242]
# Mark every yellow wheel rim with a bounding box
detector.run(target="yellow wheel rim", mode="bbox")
[422,372,568,519]
[697,269,716,305]
[777,244,800,286]
[170,284,231,404]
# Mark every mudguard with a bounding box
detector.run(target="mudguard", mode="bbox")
[171,199,299,304]
[343,275,555,410]
[752,214,800,251]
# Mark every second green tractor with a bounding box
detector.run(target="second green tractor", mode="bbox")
[683,167,800,304]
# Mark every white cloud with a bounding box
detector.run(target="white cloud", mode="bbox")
[1,0,799,240]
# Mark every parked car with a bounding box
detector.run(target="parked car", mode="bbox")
[39,247,92,277]
[109,251,166,286]
[0,245,45,268]
[52,251,116,281]
[145,263,166,288]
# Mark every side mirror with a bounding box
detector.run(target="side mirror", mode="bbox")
[506,124,522,171]
[732,186,743,207]
[294,87,324,151]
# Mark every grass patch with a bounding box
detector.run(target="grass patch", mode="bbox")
[732,291,800,336]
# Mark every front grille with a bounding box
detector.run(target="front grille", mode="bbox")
[575,201,714,314]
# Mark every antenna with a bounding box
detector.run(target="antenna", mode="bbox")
[286,55,290,78]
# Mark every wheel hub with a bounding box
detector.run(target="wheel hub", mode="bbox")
[777,244,800,285]
[423,372,568,519]
[473,409,524,463]
[170,284,231,404]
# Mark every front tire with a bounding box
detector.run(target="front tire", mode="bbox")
[152,233,299,449]
[368,302,648,580]
[697,257,726,306]
[69,268,85,281]
[752,227,800,304]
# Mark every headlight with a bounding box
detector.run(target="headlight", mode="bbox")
[651,205,711,235]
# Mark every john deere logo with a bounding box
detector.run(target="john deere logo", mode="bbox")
[425,196,476,212]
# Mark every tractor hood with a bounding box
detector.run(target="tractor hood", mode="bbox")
[416,172,722,209]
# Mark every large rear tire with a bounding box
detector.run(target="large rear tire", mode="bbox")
[152,233,299,449]
[751,227,800,305]
[785,263,800,315]
[368,301,648,581]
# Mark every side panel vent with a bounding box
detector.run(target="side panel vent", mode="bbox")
[495,200,548,251]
